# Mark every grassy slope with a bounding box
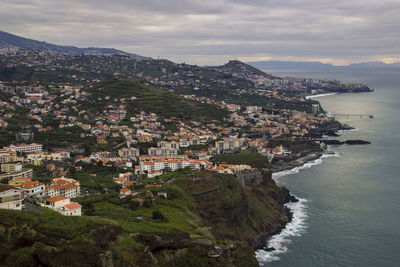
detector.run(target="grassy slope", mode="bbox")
[81,78,230,124]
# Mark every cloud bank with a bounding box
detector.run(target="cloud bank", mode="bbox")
[1,0,399,65]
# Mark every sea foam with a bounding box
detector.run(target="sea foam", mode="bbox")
[255,197,308,263]
[305,93,336,99]
[256,150,340,264]
[272,151,340,180]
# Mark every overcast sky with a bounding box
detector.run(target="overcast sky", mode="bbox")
[1,0,399,65]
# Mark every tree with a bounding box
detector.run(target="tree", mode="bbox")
[152,211,164,220]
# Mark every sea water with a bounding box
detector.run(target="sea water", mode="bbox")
[256,68,400,266]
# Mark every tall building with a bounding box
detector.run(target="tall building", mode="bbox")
[312,104,320,114]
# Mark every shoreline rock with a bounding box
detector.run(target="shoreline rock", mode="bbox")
[320,139,371,145]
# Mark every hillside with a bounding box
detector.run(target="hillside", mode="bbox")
[0,31,150,60]
[211,60,276,79]
[0,170,292,266]
[79,78,230,124]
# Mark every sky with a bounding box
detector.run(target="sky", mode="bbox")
[1,0,399,66]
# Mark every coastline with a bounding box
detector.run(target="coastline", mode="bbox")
[257,91,347,263]
[255,149,336,264]
[270,151,324,173]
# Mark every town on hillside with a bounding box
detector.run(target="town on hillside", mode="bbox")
[0,46,351,217]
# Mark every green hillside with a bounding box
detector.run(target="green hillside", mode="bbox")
[80,78,230,124]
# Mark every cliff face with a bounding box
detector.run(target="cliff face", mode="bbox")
[187,171,291,248]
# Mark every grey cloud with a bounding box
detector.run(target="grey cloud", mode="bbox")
[0,0,399,65]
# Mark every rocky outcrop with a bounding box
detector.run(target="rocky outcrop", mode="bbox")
[321,139,371,145]
[185,171,294,249]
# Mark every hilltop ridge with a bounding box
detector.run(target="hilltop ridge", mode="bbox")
[0,30,151,60]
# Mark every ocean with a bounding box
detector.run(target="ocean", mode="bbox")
[256,68,400,266]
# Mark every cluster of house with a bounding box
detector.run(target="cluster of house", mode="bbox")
[0,176,81,216]
[0,143,72,181]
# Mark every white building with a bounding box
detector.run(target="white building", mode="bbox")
[157,141,180,149]
[18,180,46,198]
[46,177,81,198]
[118,147,140,158]
[148,147,178,156]
[45,196,81,216]
[4,143,43,153]
[139,159,212,174]
[0,185,24,210]
[215,138,244,152]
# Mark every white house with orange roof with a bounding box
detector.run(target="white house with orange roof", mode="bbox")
[148,169,163,178]
[45,196,81,216]
[119,188,131,198]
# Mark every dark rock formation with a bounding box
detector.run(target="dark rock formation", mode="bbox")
[344,139,371,145]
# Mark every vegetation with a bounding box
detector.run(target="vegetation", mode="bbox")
[80,78,230,124]
[214,150,270,169]
[69,164,122,192]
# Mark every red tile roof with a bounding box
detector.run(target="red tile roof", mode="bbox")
[46,196,68,202]
[64,202,81,210]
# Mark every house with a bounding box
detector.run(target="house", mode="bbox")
[132,198,144,206]
[145,191,154,199]
[122,181,135,188]
[148,169,163,178]
[45,196,81,216]
[0,184,24,210]
[119,188,131,198]
[207,164,253,174]
[0,120,8,128]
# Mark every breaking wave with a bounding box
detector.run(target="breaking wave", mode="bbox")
[256,150,340,264]
[305,93,336,99]
[272,151,340,179]
[255,197,308,264]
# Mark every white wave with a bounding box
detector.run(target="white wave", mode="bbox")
[257,150,340,264]
[346,127,359,132]
[255,197,309,264]
[272,151,340,179]
[305,93,336,99]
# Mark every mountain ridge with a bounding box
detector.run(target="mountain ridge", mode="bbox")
[0,30,151,60]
